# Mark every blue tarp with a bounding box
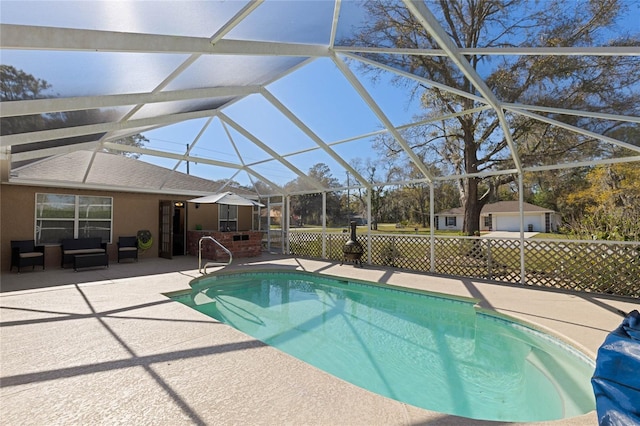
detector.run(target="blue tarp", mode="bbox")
[592,309,640,426]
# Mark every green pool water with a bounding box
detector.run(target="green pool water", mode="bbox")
[172,270,595,422]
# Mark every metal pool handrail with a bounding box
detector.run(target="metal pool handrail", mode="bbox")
[198,236,233,274]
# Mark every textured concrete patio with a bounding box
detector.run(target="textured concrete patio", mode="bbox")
[1,254,637,425]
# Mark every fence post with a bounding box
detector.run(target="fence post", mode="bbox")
[487,238,492,280]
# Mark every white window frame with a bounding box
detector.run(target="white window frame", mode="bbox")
[35,193,113,245]
[218,204,238,231]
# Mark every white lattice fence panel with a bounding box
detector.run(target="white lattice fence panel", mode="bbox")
[286,232,639,298]
[483,238,521,282]
[289,232,323,257]
[325,234,351,261]
[524,240,640,296]
[369,235,431,270]
[432,238,491,279]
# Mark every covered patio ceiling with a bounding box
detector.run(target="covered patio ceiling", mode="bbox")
[1,0,639,197]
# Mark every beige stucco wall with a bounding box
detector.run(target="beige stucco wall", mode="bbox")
[188,203,218,231]
[0,184,167,271]
[0,158,9,182]
[1,183,257,271]
[1,184,170,271]
[238,205,253,230]
[188,202,254,232]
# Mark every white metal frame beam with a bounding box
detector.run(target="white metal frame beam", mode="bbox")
[512,109,640,155]
[0,24,330,57]
[100,142,243,170]
[219,120,286,195]
[0,86,260,118]
[10,142,101,163]
[343,52,489,105]
[1,107,225,147]
[156,117,215,190]
[102,3,266,183]
[504,103,640,125]
[335,45,640,57]
[5,23,635,57]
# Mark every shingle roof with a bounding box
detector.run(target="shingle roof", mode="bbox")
[437,207,464,215]
[11,150,254,196]
[483,201,554,214]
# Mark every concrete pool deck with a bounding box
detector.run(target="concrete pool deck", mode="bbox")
[1,254,637,425]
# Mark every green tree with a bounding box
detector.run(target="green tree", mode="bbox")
[396,163,431,227]
[349,158,387,228]
[0,65,51,101]
[565,163,640,240]
[287,163,342,226]
[433,179,460,213]
[349,0,640,235]
[0,65,55,136]
[103,134,149,159]
[1,65,147,155]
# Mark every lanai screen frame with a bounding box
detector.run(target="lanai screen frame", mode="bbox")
[1,1,639,279]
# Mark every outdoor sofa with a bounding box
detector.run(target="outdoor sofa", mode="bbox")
[60,237,108,270]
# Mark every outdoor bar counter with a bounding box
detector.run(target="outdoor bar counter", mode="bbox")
[187,230,263,260]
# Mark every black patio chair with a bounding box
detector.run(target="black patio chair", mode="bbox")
[117,236,138,263]
[11,240,45,272]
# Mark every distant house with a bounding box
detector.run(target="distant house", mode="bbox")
[435,201,561,233]
[349,215,367,226]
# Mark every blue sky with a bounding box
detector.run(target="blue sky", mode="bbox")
[138,55,426,188]
[1,1,411,189]
[1,0,638,192]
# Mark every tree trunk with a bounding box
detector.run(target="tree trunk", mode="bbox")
[461,116,482,236]
[463,178,482,235]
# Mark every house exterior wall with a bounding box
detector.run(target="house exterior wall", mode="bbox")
[2,184,172,271]
[437,211,554,233]
[189,203,219,231]
[1,184,259,272]
[188,203,254,232]
[496,213,534,232]
[484,213,546,232]
[435,215,463,231]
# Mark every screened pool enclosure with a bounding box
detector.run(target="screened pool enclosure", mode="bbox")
[1,1,639,296]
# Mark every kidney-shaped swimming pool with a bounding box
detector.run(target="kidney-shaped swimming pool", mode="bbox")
[171,270,595,422]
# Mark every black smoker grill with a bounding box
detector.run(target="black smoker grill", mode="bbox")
[341,221,364,267]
